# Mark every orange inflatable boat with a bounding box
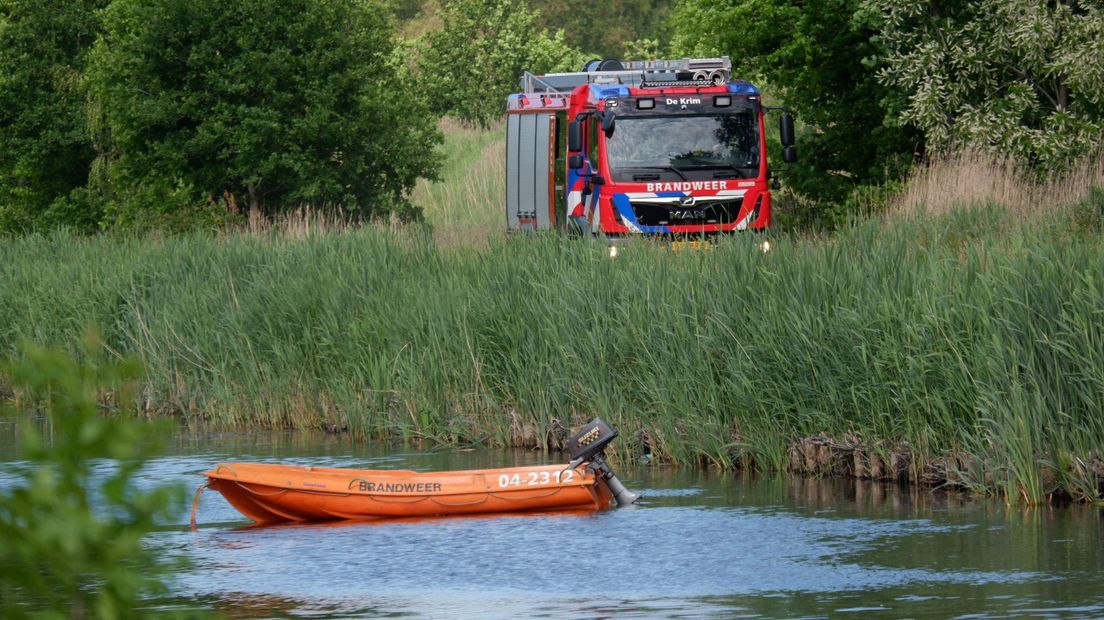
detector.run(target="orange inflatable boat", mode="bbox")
[198,418,639,525]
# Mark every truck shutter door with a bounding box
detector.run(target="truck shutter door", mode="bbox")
[506,113,555,231]
[506,114,521,229]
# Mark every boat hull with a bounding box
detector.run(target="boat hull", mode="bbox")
[205,462,614,524]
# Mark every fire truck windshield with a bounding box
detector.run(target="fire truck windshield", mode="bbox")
[605,112,760,181]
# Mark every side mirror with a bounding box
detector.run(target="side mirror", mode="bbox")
[568,120,582,152]
[599,111,615,138]
[780,112,795,147]
[783,146,797,163]
[568,154,585,170]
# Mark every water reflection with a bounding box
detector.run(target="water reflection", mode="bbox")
[3,430,1104,618]
[168,498,1091,619]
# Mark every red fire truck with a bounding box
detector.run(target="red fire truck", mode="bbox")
[505,57,795,238]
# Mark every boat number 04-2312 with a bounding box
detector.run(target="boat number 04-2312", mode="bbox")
[497,469,575,488]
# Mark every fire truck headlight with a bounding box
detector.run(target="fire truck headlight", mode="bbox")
[713,95,732,107]
[609,245,619,258]
[760,240,771,254]
[637,98,655,110]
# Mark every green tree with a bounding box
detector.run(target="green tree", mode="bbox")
[528,0,674,60]
[864,0,1104,168]
[0,334,187,618]
[421,0,588,127]
[0,0,106,233]
[387,0,426,21]
[87,0,441,227]
[672,0,920,205]
[622,38,665,61]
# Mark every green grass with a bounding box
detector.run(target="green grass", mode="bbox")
[2,194,1103,503]
[409,119,504,249]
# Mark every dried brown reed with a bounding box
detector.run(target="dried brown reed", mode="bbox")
[240,206,357,238]
[891,148,1104,217]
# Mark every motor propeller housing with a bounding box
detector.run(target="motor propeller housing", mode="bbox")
[565,418,640,507]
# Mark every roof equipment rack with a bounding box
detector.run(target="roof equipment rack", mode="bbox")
[520,57,732,94]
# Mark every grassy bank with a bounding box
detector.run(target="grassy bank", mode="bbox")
[2,187,1103,502]
[409,119,505,249]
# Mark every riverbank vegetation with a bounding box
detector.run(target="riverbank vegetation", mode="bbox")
[3,146,1103,503]
[3,0,1103,505]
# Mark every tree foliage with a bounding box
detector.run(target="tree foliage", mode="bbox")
[527,0,674,60]
[0,0,106,232]
[421,0,589,127]
[87,0,441,227]
[0,334,188,618]
[622,37,665,61]
[386,0,426,21]
[864,0,1104,168]
[672,0,920,204]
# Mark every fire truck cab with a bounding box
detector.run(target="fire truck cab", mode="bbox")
[505,57,796,237]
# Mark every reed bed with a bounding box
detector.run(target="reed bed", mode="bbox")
[892,148,1104,218]
[2,195,1102,502]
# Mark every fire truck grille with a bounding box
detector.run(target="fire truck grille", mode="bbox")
[629,198,745,227]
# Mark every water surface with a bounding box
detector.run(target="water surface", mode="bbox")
[3,429,1102,618]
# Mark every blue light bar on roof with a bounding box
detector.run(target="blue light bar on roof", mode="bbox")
[589,84,631,103]
[728,82,760,95]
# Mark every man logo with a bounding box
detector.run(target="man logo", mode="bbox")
[670,209,704,220]
[678,195,697,207]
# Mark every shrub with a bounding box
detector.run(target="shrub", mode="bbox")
[0,333,188,618]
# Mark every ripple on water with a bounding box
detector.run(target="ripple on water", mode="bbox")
[158,501,1044,618]
[5,437,1104,618]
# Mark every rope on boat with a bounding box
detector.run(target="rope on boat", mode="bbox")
[189,483,208,531]
[295,489,351,497]
[231,481,290,497]
[428,494,491,507]
[427,487,564,507]
[489,488,565,502]
[365,494,431,504]
[214,463,238,478]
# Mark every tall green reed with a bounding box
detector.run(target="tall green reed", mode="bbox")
[2,198,1102,503]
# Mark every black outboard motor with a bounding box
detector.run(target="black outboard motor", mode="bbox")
[565,418,640,507]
